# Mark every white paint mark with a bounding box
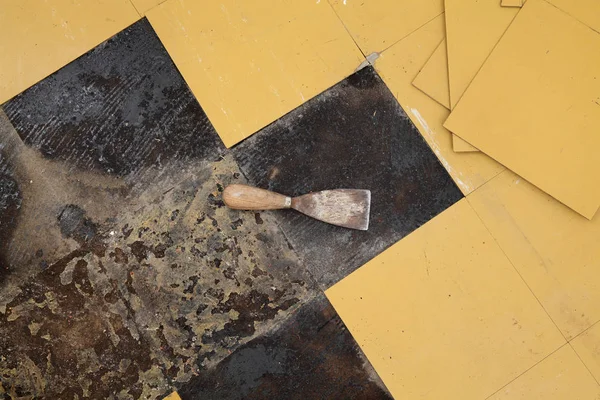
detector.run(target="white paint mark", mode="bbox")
[343,0,347,4]
[410,108,472,193]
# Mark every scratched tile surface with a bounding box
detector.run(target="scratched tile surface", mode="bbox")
[177,295,392,400]
[0,19,322,398]
[233,66,464,288]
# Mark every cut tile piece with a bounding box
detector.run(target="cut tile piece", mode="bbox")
[501,0,524,7]
[453,134,478,152]
[446,0,600,219]
[488,345,600,399]
[375,15,504,195]
[412,40,451,109]
[326,199,565,400]
[571,322,600,383]
[0,0,139,104]
[233,66,463,289]
[177,295,392,400]
[468,170,600,340]
[163,393,182,400]
[147,0,364,148]
[445,0,519,108]
[329,0,444,54]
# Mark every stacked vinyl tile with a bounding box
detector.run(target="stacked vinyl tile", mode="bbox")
[412,0,600,219]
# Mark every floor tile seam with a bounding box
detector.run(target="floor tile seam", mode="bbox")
[464,195,568,343]
[483,342,568,399]
[378,11,445,56]
[128,0,143,17]
[325,0,367,58]
[568,341,600,386]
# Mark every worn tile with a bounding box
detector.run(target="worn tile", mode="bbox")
[326,199,565,400]
[0,19,317,398]
[0,0,139,104]
[571,322,600,383]
[329,0,444,55]
[177,294,392,400]
[374,15,504,196]
[445,0,600,219]
[147,0,364,147]
[468,170,600,340]
[488,344,600,399]
[232,66,463,289]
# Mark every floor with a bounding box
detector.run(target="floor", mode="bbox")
[0,1,599,400]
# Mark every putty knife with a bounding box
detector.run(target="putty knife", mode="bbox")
[222,184,371,231]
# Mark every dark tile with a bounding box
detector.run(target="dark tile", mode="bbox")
[3,18,226,183]
[0,19,318,398]
[232,66,463,288]
[178,294,392,400]
[0,17,227,292]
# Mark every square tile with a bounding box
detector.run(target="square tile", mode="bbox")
[468,170,600,340]
[444,0,518,108]
[0,0,139,103]
[232,66,463,289]
[147,0,364,147]
[445,0,600,219]
[488,345,600,399]
[329,0,444,54]
[177,295,392,400]
[326,199,565,399]
[374,15,504,195]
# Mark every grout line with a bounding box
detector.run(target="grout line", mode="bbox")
[379,12,445,56]
[128,0,143,17]
[569,341,600,386]
[483,343,568,399]
[326,0,366,58]
[466,198,568,344]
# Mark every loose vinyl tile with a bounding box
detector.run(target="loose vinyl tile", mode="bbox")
[233,66,464,289]
[177,294,392,400]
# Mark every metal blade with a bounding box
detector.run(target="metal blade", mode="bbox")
[291,189,371,231]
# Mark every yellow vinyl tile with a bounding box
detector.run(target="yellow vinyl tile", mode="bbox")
[0,0,139,104]
[374,15,504,196]
[501,0,525,7]
[571,322,600,383]
[328,0,444,55]
[453,134,478,152]
[446,0,600,219]
[445,0,519,108]
[412,39,451,110]
[488,345,600,399]
[147,0,364,148]
[162,392,181,400]
[467,170,600,340]
[130,0,165,15]
[326,199,565,400]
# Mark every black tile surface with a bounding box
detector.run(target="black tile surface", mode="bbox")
[178,294,392,400]
[3,19,226,182]
[233,66,464,288]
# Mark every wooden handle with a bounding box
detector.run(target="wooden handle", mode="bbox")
[222,184,291,210]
